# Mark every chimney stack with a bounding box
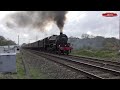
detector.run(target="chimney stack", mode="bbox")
[60,32,63,35]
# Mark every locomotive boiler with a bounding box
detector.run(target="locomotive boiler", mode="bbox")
[23,32,73,55]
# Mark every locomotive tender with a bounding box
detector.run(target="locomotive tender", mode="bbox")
[23,32,73,55]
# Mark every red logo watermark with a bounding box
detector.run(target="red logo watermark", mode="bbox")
[102,12,118,17]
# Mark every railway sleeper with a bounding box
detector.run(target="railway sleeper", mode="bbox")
[107,76,120,79]
[89,70,105,75]
[97,73,118,78]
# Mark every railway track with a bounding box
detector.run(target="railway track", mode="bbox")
[68,55,120,66]
[24,49,120,79]
[65,55,120,71]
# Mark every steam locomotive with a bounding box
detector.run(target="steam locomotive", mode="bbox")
[23,32,73,55]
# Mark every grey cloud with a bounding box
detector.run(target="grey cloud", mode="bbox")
[64,11,119,38]
[1,11,119,45]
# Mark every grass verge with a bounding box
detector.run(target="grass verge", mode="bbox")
[0,53,48,79]
[71,49,120,61]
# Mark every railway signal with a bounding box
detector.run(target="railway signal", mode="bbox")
[102,12,120,52]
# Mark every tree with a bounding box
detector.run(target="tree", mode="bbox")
[81,34,90,39]
[90,35,95,38]
[81,34,95,39]
[0,36,16,46]
[0,36,5,40]
[103,37,119,50]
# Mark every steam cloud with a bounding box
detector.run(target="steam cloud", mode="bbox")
[5,11,68,32]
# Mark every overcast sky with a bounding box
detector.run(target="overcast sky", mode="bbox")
[0,11,119,45]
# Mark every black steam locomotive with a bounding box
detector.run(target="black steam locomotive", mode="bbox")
[23,32,73,55]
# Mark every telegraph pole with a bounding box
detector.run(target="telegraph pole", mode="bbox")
[18,35,19,46]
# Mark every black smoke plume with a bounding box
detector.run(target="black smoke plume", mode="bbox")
[5,11,68,32]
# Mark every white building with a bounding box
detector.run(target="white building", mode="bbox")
[0,45,20,54]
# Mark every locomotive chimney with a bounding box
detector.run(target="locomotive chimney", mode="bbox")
[60,28,63,35]
[60,32,63,35]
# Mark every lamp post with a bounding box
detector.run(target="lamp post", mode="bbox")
[102,12,120,52]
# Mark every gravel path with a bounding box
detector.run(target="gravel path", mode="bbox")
[22,49,88,79]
